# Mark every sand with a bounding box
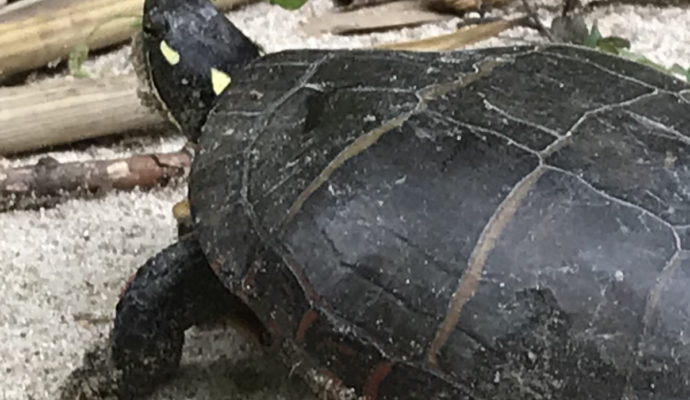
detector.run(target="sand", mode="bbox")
[0,0,688,398]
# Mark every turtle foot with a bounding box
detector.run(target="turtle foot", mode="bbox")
[111,236,232,398]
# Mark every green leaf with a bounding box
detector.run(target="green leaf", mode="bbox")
[579,21,688,83]
[596,41,619,54]
[596,36,630,53]
[669,64,690,81]
[269,0,308,9]
[583,22,601,48]
[130,16,143,28]
[68,44,89,78]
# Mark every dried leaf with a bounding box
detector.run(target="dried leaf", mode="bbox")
[376,17,525,51]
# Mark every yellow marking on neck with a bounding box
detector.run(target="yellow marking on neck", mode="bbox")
[159,40,180,65]
[210,67,232,95]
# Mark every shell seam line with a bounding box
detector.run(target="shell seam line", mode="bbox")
[540,90,659,158]
[426,164,546,367]
[279,55,508,230]
[545,165,681,250]
[541,49,677,95]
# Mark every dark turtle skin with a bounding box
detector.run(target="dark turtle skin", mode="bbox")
[137,0,259,140]
[108,0,690,399]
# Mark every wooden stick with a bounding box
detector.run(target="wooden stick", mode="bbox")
[0,150,191,211]
[0,0,251,81]
[0,74,164,155]
[375,17,527,51]
[422,0,514,14]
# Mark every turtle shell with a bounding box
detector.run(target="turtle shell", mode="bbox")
[189,44,690,399]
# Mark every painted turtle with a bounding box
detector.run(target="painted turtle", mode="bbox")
[103,0,690,398]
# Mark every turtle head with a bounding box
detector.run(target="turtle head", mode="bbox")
[138,0,261,141]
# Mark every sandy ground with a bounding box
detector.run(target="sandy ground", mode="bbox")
[0,0,688,399]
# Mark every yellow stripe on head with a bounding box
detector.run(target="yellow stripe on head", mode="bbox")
[159,40,180,65]
[210,67,232,95]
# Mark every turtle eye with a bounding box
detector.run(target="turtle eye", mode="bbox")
[142,12,169,39]
[142,21,156,36]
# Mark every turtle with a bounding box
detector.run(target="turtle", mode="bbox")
[96,0,690,398]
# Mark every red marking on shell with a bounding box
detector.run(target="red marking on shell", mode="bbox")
[295,309,318,342]
[267,318,282,342]
[209,258,223,275]
[242,258,262,292]
[332,341,356,357]
[119,272,137,298]
[363,362,392,400]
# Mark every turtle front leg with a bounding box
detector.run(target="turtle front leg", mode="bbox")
[111,236,238,398]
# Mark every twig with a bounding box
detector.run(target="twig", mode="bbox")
[0,150,192,212]
[73,312,112,326]
[584,0,686,8]
[563,0,581,16]
[521,0,555,42]
[423,0,515,15]
[376,17,528,51]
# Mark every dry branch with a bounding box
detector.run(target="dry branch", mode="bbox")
[0,74,164,155]
[584,0,688,6]
[0,150,191,211]
[376,17,527,51]
[0,0,251,81]
[332,0,514,13]
[422,0,515,14]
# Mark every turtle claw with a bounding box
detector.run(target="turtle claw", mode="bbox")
[59,339,121,400]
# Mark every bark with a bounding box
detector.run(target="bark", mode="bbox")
[0,150,192,211]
